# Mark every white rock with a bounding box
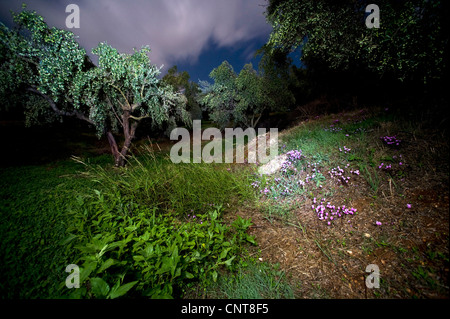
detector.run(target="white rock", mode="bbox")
[257,154,287,175]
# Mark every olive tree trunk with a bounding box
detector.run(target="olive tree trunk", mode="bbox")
[106,110,139,167]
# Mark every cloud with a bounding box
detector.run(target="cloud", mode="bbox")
[0,0,272,69]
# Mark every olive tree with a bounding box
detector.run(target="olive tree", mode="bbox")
[0,7,93,123]
[0,7,190,166]
[199,61,287,129]
[162,65,202,120]
[73,43,190,166]
[198,61,238,129]
[234,63,268,128]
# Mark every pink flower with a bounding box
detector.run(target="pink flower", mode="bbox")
[406,204,412,209]
[376,221,382,226]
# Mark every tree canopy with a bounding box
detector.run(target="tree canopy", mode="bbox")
[199,58,294,130]
[265,0,447,84]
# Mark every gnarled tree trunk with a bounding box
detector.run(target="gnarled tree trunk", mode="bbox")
[106,110,139,167]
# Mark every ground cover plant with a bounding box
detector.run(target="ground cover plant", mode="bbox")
[0,156,111,298]
[61,152,258,298]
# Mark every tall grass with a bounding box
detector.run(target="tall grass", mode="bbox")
[78,147,256,218]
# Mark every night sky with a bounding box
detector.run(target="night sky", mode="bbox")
[0,0,274,82]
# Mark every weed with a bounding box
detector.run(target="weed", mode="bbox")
[411,266,437,289]
[359,164,380,193]
[63,194,255,299]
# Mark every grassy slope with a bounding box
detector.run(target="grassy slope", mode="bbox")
[0,105,448,299]
[236,106,449,298]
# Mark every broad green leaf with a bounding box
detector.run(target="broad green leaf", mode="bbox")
[212,270,218,282]
[219,247,231,260]
[79,261,97,284]
[109,281,138,299]
[223,256,236,267]
[90,277,110,298]
[245,235,257,245]
[97,258,116,273]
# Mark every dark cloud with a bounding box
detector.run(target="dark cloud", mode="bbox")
[0,0,272,71]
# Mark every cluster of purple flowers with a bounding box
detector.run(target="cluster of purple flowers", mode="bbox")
[324,125,343,133]
[378,163,392,170]
[311,197,357,226]
[329,165,351,184]
[286,149,303,161]
[381,135,401,146]
[339,146,352,154]
[280,150,303,174]
[251,180,261,188]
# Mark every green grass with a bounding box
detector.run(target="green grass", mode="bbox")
[0,156,111,298]
[81,149,255,217]
[282,120,344,161]
[205,261,295,299]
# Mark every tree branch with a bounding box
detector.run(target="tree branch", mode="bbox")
[129,114,150,121]
[26,86,95,125]
[17,54,39,67]
[106,95,124,127]
[110,83,131,111]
